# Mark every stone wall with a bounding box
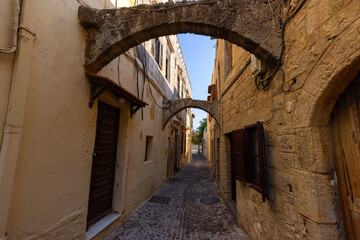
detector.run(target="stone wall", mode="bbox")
[213,0,360,239]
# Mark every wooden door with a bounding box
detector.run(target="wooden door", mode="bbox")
[87,101,120,227]
[329,79,360,239]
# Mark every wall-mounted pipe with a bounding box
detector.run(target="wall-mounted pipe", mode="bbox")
[0,0,20,54]
[0,0,36,238]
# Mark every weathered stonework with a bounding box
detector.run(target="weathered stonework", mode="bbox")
[206,0,360,239]
[78,0,283,72]
[162,99,220,128]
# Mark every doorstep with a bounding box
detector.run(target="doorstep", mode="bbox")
[226,199,237,220]
[85,213,121,240]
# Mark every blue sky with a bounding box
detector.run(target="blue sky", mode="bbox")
[178,34,216,130]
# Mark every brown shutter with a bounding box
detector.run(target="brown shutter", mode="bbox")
[155,39,160,64]
[257,121,268,202]
[232,129,245,180]
[212,84,218,100]
[151,39,155,57]
[159,43,163,68]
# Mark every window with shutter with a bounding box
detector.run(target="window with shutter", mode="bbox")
[165,49,170,81]
[244,122,268,202]
[155,38,160,65]
[231,122,268,202]
[151,39,155,57]
[159,43,163,68]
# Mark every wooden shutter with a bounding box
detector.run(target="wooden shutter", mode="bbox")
[151,39,155,57]
[159,43,163,68]
[256,122,268,202]
[244,126,255,183]
[232,129,245,180]
[212,84,218,101]
[155,39,160,64]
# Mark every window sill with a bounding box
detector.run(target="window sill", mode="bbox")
[248,182,262,193]
[85,213,121,240]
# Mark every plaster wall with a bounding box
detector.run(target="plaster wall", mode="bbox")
[2,0,192,240]
[211,0,360,239]
[5,0,104,239]
[0,0,16,149]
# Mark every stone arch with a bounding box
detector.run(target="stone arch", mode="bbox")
[287,19,360,229]
[292,18,360,129]
[78,0,282,73]
[162,99,220,128]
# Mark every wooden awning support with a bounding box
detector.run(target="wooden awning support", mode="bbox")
[86,72,148,117]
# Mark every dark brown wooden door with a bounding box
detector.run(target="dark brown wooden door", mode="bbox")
[329,79,360,239]
[87,101,120,227]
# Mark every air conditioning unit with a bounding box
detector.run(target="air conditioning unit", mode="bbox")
[251,54,266,76]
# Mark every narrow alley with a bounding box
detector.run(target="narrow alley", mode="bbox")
[106,153,249,240]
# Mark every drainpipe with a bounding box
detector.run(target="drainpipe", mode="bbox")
[0,0,21,54]
[0,0,36,239]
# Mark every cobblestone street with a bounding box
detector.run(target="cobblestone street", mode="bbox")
[106,153,249,240]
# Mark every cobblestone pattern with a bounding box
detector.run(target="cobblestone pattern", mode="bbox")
[106,154,249,240]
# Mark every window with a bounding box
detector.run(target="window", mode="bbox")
[155,38,163,68]
[231,122,268,202]
[224,42,233,79]
[181,132,184,154]
[144,135,153,162]
[180,130,186,155]
[177,75,180,99]
[165,49,170,81]
[151,39,155,57]
[207,84,217,101]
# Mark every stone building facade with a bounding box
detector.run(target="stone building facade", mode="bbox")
[1,0,360,239]
[206,0,360,239]
[0,0,192,239]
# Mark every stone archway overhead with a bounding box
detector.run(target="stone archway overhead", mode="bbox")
[162,99,220,128]
[78,0,282,73]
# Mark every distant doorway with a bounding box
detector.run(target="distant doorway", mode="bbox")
[87,101,120,227]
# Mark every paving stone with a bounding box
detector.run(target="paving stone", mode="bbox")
[106,153,249,240]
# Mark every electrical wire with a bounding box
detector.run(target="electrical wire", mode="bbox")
[255,0,307,91]
[135,43,169,109]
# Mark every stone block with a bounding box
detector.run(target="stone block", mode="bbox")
[293,90,315,128]
[277,135,296,153]
[295,127,330,173]
[267,147,295,173]
[294,170,337,224]
[303,52,338,97]
[267,168,295,195]
[298,216,340,240]
[268,186,299,223]
[328,17,360,66]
